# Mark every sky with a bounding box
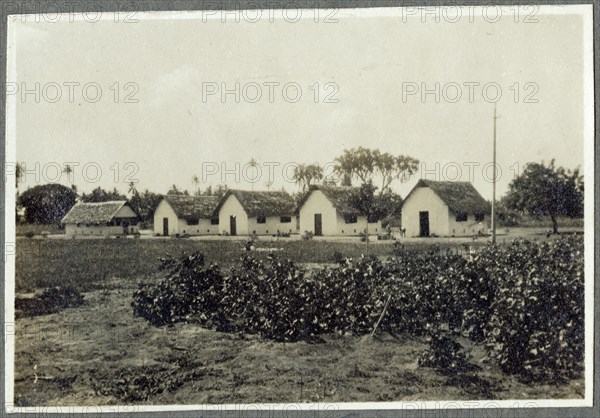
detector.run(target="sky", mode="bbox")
[7,6,591,200]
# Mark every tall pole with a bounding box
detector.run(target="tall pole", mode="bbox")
[491,104,497,244]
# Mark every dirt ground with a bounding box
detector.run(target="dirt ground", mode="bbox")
[13,278,584,406]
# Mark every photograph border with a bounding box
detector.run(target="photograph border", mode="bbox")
[1,1,598,416]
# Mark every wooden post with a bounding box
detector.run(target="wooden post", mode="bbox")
[371,294,393,337]
[492,104,498,244]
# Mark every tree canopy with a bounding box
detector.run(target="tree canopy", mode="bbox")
[167,185,190,196]
[200,184,228,198]
[349,181,403,227]
[81,187,127,203]
[334,147,419,196]
[129,189,163,223]
[292,164,324,192]
[504,160,583,233]
[18,184,77,224]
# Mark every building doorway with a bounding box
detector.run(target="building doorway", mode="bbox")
[230,215,237,236]
[419,211,430,237]
[314,213,322,236]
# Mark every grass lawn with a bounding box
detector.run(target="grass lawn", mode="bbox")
[16,223,65,236]
[15,238,490,292]
[15,227,583,293]
[15,238,389,292]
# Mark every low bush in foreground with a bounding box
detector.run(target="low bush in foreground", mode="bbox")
[15,286,85,318]
[132,236,584,382]
[418,334,472,375]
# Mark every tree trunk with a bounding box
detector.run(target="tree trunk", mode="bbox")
[551,214,559,234]
[365,222,369,252]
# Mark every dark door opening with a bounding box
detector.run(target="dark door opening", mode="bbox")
[230,215,237,236]
[314,213,322,236]
[163,218,169,236]
[419,211,430,237]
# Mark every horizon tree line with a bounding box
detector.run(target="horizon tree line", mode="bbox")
[14,153,584,234]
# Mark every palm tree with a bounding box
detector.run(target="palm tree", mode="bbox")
[248,158,258,191]
[63,164,76,190]
[62,164,81,196]
[128,181,138,196]
[63,164,73,177]
[192,175,200,196]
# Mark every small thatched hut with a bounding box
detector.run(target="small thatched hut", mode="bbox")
[153,195,221,236]
[214,189,296,236]
[298,185,383,236]
[62,201,139,237]
[401,179,490,237]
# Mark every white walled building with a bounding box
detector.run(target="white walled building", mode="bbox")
[215,189,296,236]
[62,201,139,237]
[153,195,220,236]
[298,185,383,236]
[401,179,490,237]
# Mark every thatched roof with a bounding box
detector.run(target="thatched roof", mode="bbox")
[215,189,296,217]
[300,185,363,217]
[163,195,220,221]
[408,180,491,214]
[61,201,135,224]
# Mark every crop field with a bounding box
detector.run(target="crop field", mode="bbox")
[13,235,585,406]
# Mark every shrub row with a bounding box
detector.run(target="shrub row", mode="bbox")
[132,236,584,381]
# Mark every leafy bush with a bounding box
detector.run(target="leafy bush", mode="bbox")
[418,332,471,374]
[482,237,584,382]
[384,244,466,335]
[132,253,224,326]
[132,236,584,381]
[15,286,85,318]
[221,255,324,340]
[311,256,390,335]
[302,231,314,240]
[331,251,345,264]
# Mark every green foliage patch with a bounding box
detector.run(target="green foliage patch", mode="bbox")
[132,236,584,382]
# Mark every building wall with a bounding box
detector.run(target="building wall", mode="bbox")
[333,213,382,236]
[247,216,295,236]
[114,205,138,218]
[178,218,219,236]
[401,187,450,237]
[153,200,219,236]
[218,195,249,235]
[448,212,490,237]
[217,195,296,236]
[65,224,138,237]
[299,190,382,236]
[153,200,180,236]
[299,191,339,235]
